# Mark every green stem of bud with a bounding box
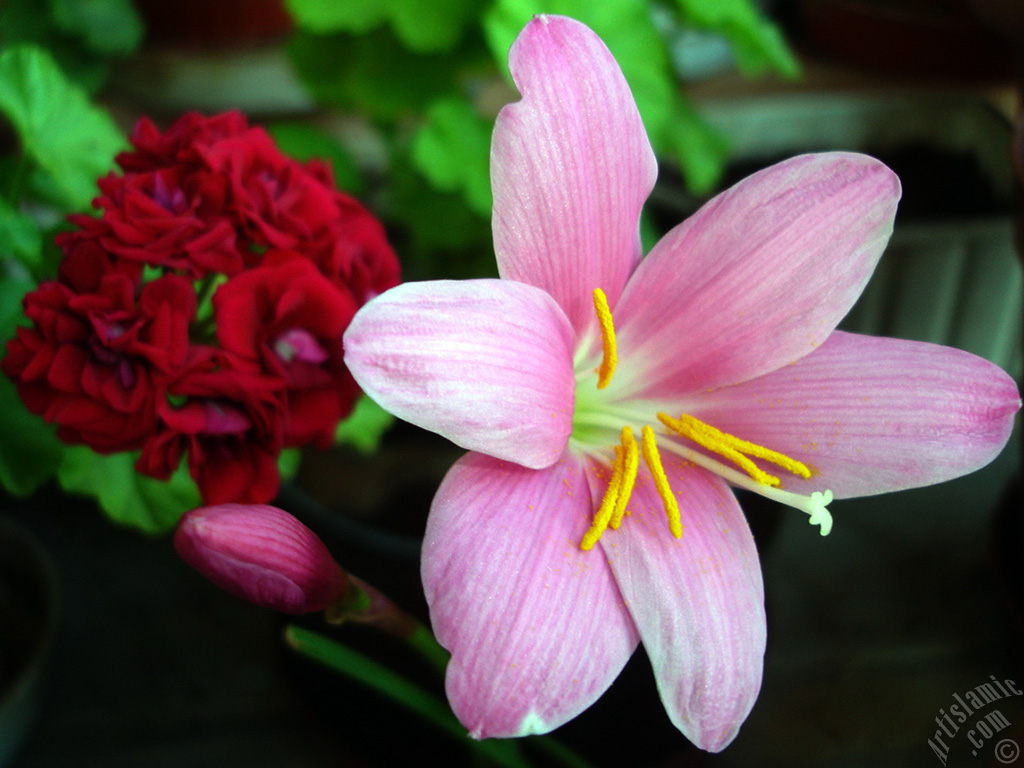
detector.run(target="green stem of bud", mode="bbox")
[324,574,449,675]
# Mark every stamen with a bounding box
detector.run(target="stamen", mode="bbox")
[657,438,834,536]
[609,431,639,530]
[581,426,638,550]
[592,288,617,389]
[641,425,683,539]
[658,413,812,486]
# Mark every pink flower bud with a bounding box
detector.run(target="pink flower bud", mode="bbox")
[174,503,347,614]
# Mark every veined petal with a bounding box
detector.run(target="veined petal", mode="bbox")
[491,14,657,337]
[686,330,1021,498]
[598,458,765,751]
[424,451,639,738]
[614,153,900,398]
[344,280,575,469]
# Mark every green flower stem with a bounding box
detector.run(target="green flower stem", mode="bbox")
[325,574,449,676]
[405,621,450,677]
[194,272,221,308]
[189,272,226,342]
[279,484,595,767]
[315,582,596,768]
[284,624,531,768]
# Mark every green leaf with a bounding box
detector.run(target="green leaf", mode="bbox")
[388,160,495,278]
[666,99,732,195]
[411,98,492,216]
[639,209,660,255]
[386,0,480,53]
[334,394,395,455]
[0,268,69,497]
[287,28,471,121]
[674,0,800,79]
[285,0,387,34]
[0,264,31,337]
[0,45,125,211]
[268,121,364,196]
[0,0,111,93]
[278,447,302,481]
[287,0,479,53]
[50,0,144,56]
[0,374,65,497]
[0,198,42,269]
[57,448,200,534]
[0,269,66,496]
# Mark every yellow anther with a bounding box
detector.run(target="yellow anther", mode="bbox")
[609,431,639,530]
[641,425,683,539]
[657,412,811,487]
[581,426,638,550]
[592,288,617,389]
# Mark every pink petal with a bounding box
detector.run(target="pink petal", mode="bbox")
[598,458,765,751]
[685,330,1021,498]
[615,153,901,398]
[491,15,657,337]
[343,280,575,469]
[423,451,640,738]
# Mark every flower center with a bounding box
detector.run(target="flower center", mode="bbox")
[273,328,329,365]
[578,288,834,550]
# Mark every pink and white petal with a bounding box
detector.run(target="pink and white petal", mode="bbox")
[423,451,639,738]
[598,458,765,751]
[343,279,575,469]
[684,331,1021,499]
[614,153,901,399]
[492,14,657,337]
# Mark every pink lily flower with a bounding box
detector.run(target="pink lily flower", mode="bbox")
[343,15,1021,752]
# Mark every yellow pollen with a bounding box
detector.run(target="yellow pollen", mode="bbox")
[609,432,639,530]
[592,288,617,389]
[657,412,811,487]
[581,426,638,550]
[641,425,683,539]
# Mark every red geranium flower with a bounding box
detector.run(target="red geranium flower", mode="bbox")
[117,111,251,173]
[309,191,402,305]
[214,253,360,447]
[140,347,286,504]
[4,109,402,507]
[199,128,342,254]
[94,167,242,278]
[2,243,195,453]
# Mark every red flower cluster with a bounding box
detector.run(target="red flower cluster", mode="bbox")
[3,111,400,504]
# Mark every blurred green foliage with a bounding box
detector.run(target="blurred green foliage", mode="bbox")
[1,0,150,518]
[0,0,144,93]
[0,0,800,531]
[285,0,800,278]
[0,19,194,532]
[0,46,126,213]
[0,14,395,531]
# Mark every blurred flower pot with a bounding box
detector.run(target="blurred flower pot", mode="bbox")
[796,0,1013,80]
[687,91,1022,378]
[134,0,292,48]
[0,515,58,767]
[111,0,311,116]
